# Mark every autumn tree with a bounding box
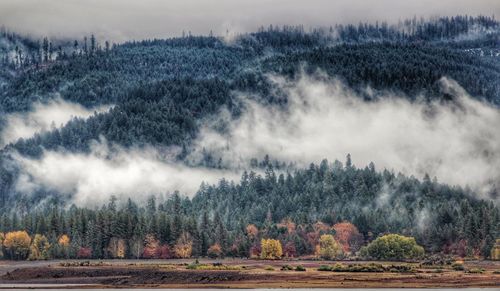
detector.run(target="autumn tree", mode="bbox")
[208,243,223,258]
[246,224,259,240]
[130,237,144,259]
[142,234,160,259]
[260,239,282,259]
[283,241,297,258]
[158,245,171,259]
[108,237,126,259]
[317,234,343,260]
[174,232,193,258]
[77,247,92,259]
[491,239,500,260]
[28,234,51,260]
[56,234,71,258]
[333,222,364,253]
[360,234,425,260]
[3,231,31,260]
[249,243,261,258]
[0,233,4,259]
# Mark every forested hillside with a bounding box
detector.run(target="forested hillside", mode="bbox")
[0,15,499,260]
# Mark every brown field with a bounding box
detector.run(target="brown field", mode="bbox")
[0,258,499,289]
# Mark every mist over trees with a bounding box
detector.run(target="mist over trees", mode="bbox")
[0,15,499,260]
[0,158,498,260]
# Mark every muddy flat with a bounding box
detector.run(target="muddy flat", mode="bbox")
[0,259,498,289]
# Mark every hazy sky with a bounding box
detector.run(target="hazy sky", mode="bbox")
[1,0,498,42]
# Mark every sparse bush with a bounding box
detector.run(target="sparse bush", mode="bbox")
[466,268,485,274]
[451,262,465,271]
[280,264,293,271]
[295,265,306,271]
[264,266,275,271]
[186,261,241,270]
[318,265,333,271]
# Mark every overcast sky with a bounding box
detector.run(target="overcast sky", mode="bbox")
[1,0,498,42]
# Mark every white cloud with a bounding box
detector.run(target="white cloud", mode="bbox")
[11,75,500,204]
[14,140,239,206]
[191,75,500,197]
[1,98,111,147]
[0,0,498,42]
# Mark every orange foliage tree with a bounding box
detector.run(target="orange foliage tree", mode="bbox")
[333,222,364,253]
[277,218,296,234]
[57,234,71,258]
[208,243,223,258]
[3,231,31,260]
[58,234,70,247]
[246,224,259,239]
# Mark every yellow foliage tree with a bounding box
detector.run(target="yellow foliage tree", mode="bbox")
[28,234,51,260]
[108,237,126,259]
[260,239,283,259]
[3,231,31,260]
[57,234,71,258]
[0,232,4,258]
[58,234,70,247]
[317,234,343,260]
[174,232,193,258]
[491,239,500,260]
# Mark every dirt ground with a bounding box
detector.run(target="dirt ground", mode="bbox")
[0,259,498,289]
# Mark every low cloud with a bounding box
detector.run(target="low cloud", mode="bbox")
[0,0,498,42]
[192,75,500,197]
[11,75,500,204]
[1,98,111,147]
[14,140,239,206]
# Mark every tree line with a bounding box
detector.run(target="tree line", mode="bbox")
[0,158,498,260]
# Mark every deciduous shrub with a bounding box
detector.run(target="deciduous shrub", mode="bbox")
[360,234,424,260]
[317,234,343,260]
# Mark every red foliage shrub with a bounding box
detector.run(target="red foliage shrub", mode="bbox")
[333,222,364,253]
[77,247,92,259]
[283,241,297,258]
[158,244,171,259]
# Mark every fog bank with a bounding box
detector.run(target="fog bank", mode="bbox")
[192,76,500,197]
[14,141,239,206]
[0,0,498,42]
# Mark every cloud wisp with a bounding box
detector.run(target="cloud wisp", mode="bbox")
[1,98,111,147]
[14,141,239,206]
